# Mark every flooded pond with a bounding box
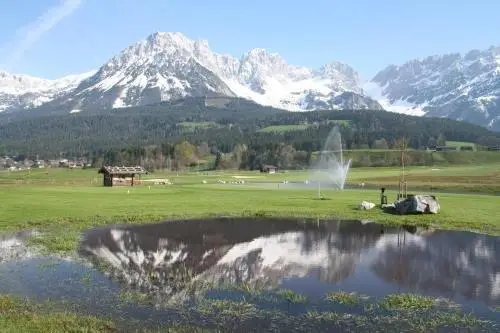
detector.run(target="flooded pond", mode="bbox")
[1,218,499,331]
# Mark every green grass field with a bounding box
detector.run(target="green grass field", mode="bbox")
[178,121,219,131]
[1,293,490,333]
[0,296,116,333]
[446,141,476,150]
[1,165,499,332]
[0,164,499,253]
[257,124,314,133]
[2,163,499,193]
[257,120,350,133]
[326,120,350,126]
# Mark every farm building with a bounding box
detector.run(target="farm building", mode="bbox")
[261,164,278,174]
[98,166,147,187]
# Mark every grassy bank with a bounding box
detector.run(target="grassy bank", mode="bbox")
[1,165,499,331]
[1,292,492,333]
[2,163,500,192]
[344,150,500,167]
[0,165,499,253]
[0,296,116,333]
[1,183,499,253]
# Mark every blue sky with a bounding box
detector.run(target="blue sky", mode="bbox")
[1,0,499,80]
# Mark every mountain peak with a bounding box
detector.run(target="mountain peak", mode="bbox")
[239,47,308,81]
[146,31,196,48]
[246,48,279,57]
[148,31,185,39]
[138,31,194,54]
[143,31,212,55]
[242,48,285,65]
[320,62,359,79]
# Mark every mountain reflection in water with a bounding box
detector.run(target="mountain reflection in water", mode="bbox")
[79,218,500,308]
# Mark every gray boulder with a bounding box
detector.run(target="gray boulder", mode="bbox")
[394,195,440,214]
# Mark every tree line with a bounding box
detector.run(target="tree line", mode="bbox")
[1,97,499,163]
[86,138,500,172]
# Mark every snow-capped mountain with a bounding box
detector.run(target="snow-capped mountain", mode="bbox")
[54,32,380,112]
[2,31,500,131]
[0,71,95,112]
[366,47,500,131]
[0,32,381,113]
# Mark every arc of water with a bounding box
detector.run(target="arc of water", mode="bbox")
[309,126,352,191]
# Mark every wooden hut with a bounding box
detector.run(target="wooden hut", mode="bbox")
[98,166,147,187]
[260,164,278,174]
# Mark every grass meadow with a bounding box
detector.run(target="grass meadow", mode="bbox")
[1,164,499,331]
[0,163,499,253]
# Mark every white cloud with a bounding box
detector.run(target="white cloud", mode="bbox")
[1,0,84,70]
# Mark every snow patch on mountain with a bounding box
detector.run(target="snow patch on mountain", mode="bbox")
[363,81,426,116]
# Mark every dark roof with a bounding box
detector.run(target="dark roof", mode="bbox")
[262,164,278,169]
[98,166,147,175]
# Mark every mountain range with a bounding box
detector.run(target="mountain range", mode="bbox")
[0,32,499,131]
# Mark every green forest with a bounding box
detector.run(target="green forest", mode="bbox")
[1,97,500,170]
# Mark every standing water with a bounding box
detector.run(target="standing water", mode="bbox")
[0,219,498,331]
[310,126,352,192]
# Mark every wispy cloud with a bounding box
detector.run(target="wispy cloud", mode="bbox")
[1,0,84,70]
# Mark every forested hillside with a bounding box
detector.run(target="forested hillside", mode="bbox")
[1,98,499,170]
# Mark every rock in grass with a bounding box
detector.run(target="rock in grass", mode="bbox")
[359,201,376,210]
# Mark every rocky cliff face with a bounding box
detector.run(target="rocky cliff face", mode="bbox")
[367,47,500,130]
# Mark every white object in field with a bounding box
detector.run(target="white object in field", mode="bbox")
[359,201,375,210]
[202,180,207,184]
